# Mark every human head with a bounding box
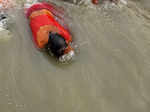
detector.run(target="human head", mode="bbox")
[45,32,67,57]
[45,32,75,62]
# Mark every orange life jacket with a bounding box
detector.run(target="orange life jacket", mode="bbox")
[27,3,72,49]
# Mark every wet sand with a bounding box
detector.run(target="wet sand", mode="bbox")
[0,0,150,112]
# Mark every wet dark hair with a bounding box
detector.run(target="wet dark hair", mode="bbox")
[45,33,67,57]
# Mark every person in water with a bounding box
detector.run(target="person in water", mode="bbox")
[26,2,75,62]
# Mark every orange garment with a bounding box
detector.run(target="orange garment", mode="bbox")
[29,8,72,49]
[30,9,59,48]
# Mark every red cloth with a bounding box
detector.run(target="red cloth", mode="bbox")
[26,2,64,19]
[92,0,99,4]
[27,2,72,48]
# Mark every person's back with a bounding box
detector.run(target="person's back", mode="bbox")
[26,2,75,62]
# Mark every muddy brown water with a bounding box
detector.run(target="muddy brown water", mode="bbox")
[0,0,150,112]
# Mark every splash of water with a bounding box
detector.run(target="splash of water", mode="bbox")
[0,0,16,42]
